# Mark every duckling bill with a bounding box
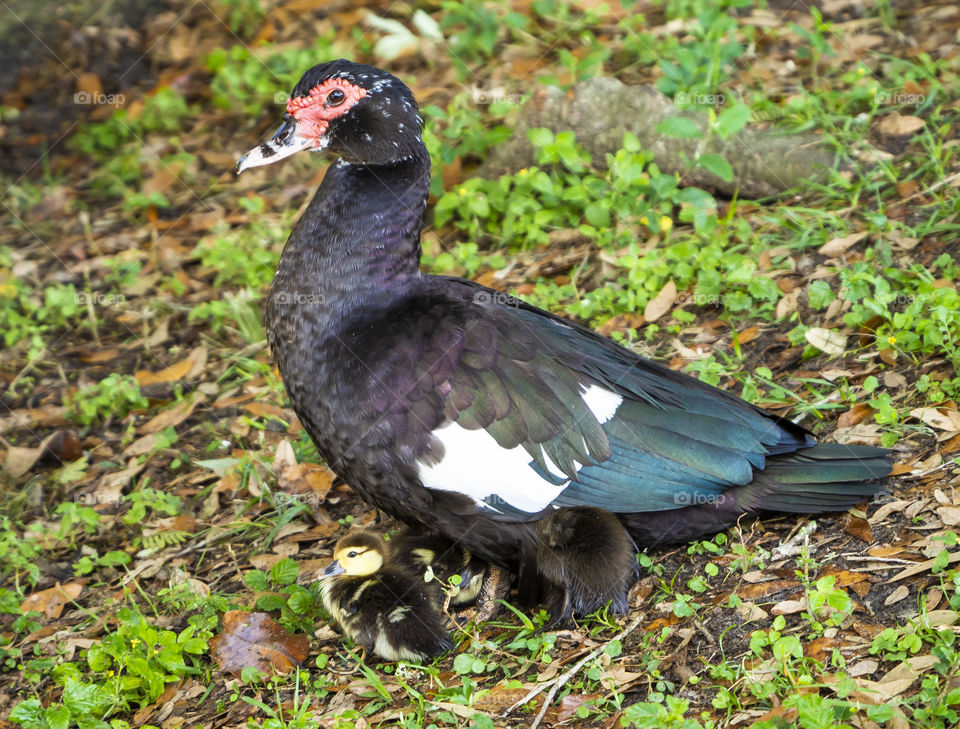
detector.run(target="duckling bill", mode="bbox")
[319,530,453,662]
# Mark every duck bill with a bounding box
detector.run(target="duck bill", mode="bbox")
[235,117,325,174]
[322,560,345,578]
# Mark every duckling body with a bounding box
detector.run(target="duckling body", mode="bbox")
[319,530,453,662]
[522,507,638,620]
[387,529,486,607]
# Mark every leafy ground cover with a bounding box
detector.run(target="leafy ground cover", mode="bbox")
[1,0,960,727]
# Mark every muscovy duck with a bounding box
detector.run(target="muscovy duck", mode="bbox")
[237,60,893,617]
[320,530,453,662]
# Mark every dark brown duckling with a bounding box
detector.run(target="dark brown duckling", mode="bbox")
[319,530,453,662]
[522,506,639,621]
[386,529,486,607]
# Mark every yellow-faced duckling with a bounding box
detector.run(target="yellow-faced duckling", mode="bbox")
[319,530,453,662]
[387,529,486,607]
[521,506,638,621]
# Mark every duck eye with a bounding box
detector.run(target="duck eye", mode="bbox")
[347,550,358,558]
[326,89,346,106]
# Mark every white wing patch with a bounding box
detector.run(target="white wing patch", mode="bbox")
[583,384,622,423]
[417,384,623,513]
[418,422,569,513]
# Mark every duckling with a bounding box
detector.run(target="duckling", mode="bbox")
[521,506,639,621]
[319,530,453,662]
[386,529,487,607]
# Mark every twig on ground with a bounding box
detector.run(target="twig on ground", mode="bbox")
[695,619,715,644]
[899,170,960,204]
[504,614,644,728]
[842,556,920,565]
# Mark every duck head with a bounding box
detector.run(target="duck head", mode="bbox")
[322,530,386,578]
[236,59,423,173]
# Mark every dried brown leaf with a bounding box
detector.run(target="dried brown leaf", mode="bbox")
[888,552,960,583]
[909,407,960,432]
[879,655,937,684]
[819,231,868,257]
[554,694,599,722]
[805,327,846,356]
[123,432,166,458]
[0,407,67,434]
[644,279,676,322]
[922,610,959,627]
[833,423,884,445]
[775,289,799,319]
[473,685,536,713]
[95,458,145,501]
[739,579,800,599]
[876,113,926,137]
[848,659,879,677]
[878,347,898,365]
[3,445,43,478]
[937,506,960,526]
[771,597,806,615]
[3,430,83,478]
[883,371,907,388]
[277,463,334,505]
[851,676,914,703]
[244,402,295,421]
[837,403,874,429]
[736,601,768,621]
[76,72,102,98]
[136,344,207,385]
[138,396,199,434]
[884,585,910,606]
[897,179,920,198]
[595,313,645,337]
[843,513,873,542]
[20,582,84,619]
[209,611,310,677]
[76,349,122,363]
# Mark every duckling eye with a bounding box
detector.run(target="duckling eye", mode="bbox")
[347,550,358,558]
[326,89,346,107]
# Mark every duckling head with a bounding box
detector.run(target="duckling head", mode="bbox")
[323,530,385,577]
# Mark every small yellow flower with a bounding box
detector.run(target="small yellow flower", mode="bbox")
[458,187,467,196]
[887,335,897,346]
[639,215,648,226]
[518,168,528,176]
[857,66,867,77]
[659,216,673,232]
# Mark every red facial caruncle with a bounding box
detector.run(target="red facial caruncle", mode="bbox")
[286,78,368,144]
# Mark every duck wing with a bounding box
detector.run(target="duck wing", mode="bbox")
[335,278,890,525]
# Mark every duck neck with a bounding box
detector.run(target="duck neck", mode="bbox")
[271,147,430,323]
